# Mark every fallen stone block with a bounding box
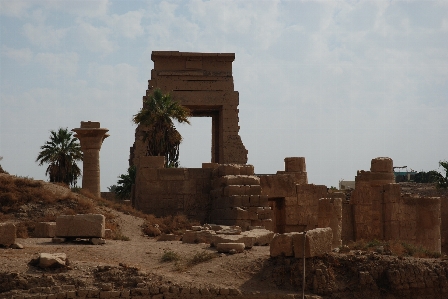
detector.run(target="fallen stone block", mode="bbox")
[0,223,16,247]
[191,226,203,231]
[56,214,105,238]
[91,238,106,245]
[182,230,216,244]
[216,243,245,253]
[242,229,274,246]
[270,233,300,257]
[34,222,56,238]
[10,243,23,249]
[31,253,67,268]
[293,227,333,258]
[217,226,242,235]
[211,234,254,249]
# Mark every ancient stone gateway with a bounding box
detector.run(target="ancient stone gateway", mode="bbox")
[130,51,247,166]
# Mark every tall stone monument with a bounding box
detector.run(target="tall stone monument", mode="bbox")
[72,121,109,198]
[130,51,248,167]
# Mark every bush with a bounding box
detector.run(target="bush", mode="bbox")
[161,251,181,262]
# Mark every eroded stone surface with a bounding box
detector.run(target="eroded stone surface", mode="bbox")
[56,214,105,238]
[292,227,333,258]
[34,222,56,238]
[0,223,16,247]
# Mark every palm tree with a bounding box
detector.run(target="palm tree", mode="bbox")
[133,88,190,167]
[113,165,136,199]
[36,128,83,187]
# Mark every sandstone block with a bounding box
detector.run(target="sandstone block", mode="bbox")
[37,253,67,268]
[218,164,240,176]
[0,223,16,247]
[34,222,56,238]
[138,156,165,168]
[56,214,105,238]
[243,229,274,245]
[213,175,260,189]
[217,242,245,253]
[370,157,393,173]
[270,233,297,257]
[91,238,106,245]
[284,157,306,172]
[293,227,333,258]
[211,234,254,248]
[182,230,215,244]
[158,168,187,180]
[240,165,254,175]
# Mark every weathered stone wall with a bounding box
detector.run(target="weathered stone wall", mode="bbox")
[260,157,308,199]
[209,164,273,230]
[442,197,448,253]
[267,254,448,299]
[351,158,442,253]
[318,198,342,248]
[134,157,213,222]
[294,184,328,232]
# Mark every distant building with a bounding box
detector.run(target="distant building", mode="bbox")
[339,180,355,190]
[393,166,417,182]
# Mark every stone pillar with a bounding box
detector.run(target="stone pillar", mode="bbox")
[72,121,109,198]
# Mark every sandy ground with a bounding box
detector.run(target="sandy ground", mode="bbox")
[0,207,279,294]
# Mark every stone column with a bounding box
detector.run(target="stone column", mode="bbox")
[72,121,109,198]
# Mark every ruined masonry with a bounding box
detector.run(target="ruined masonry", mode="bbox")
[130,51,443,255]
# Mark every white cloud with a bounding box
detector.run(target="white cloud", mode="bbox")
[23,23,68,48]
[108,10,145,39]
[2,46,33,63]
[35,52,79,77]
[76,21,114,54]
[44,0,109,18]
[0,0,32,17]
[87,63,140,90]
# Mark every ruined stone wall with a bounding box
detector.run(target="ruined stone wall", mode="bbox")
[351,158,442,253]
[260,157,308,199]
[442,197,448,253]
[133,157,213,222]
[294,184,328,232]
[209,164,273,230]
[267,255,448,299]
[318,198,342,248]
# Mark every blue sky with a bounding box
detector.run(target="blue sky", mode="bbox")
[1,0,447,191]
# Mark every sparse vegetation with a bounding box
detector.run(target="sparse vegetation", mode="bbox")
[346,239,442,258]
[111,165,136,200]
[161,250,181,262]
[142,214,199,236]
[187,251,217,266]
[133,88,191,168]
[434,160,448,189]
[167,250,218,272]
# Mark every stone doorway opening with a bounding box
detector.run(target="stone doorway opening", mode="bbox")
[269,197,286,234]
[177,115,214,166]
